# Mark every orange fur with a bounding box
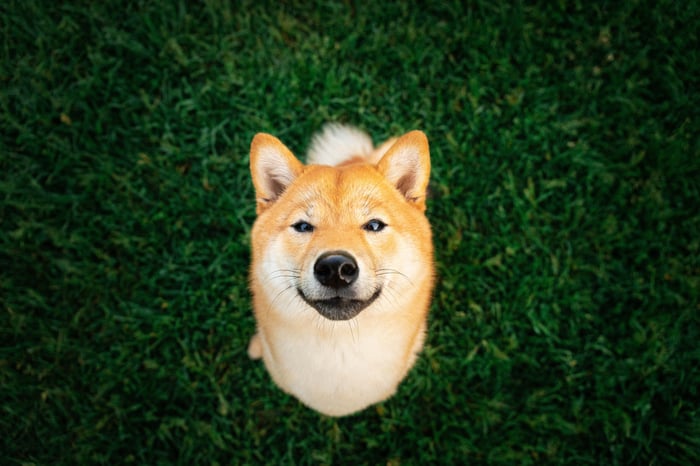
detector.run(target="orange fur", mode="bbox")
[248,125,434,416]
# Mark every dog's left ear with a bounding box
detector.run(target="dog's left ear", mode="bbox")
[250,133,304,213]
[377,130,431,211]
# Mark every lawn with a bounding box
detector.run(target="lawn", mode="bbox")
[1,0,699,464]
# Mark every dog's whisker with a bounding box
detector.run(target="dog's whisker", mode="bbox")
[381,282,402,311]
[375,268,415,287]
[265,283,298,316]
[347,318,360,343]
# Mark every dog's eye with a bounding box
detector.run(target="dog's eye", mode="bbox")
[292,221,314,233]
[363,219,386,232]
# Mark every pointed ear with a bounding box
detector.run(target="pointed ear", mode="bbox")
[376,130,431,210]
[250,133,304,212]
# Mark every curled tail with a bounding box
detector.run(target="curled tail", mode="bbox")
[306,123,395,166]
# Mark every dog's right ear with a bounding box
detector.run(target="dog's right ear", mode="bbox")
[250,133,304,212]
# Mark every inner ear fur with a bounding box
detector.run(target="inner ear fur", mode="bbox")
[377,130,431,210]
[249,133,304,211]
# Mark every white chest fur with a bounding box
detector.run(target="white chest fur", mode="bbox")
[259,310,424,417]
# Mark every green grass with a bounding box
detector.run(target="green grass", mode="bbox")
[2,0,699,464]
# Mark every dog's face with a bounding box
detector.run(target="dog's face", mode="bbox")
[249,132,432,324]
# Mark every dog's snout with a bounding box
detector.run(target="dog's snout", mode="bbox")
[314,252,358,288]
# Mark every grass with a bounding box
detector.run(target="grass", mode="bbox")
[1,0,699,464]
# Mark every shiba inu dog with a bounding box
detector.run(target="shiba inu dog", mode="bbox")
[247,124,434,417]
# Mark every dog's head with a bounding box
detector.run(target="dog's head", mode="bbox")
[249,131,432,322]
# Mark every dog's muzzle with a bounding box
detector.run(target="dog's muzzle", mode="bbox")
[298,251,380,320]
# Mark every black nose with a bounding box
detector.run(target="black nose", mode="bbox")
[314,252,358,289]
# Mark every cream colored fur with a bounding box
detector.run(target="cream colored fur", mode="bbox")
[248,124,433,416]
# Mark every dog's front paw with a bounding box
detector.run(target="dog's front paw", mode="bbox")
[247,333,262,359]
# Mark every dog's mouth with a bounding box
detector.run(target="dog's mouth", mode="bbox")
[298,288,381,321]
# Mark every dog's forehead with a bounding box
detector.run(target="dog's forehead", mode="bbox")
[290,165,388,217]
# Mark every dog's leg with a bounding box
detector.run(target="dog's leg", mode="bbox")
[247,333,262,359]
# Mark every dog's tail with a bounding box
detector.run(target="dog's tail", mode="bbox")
[306,123,395,166]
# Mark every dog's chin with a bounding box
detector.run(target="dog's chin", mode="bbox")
[298,288,381,321]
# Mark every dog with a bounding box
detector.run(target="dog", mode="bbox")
[247,124,434,416]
